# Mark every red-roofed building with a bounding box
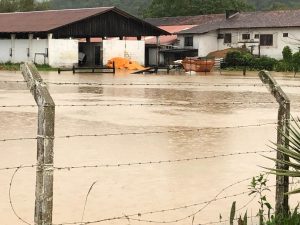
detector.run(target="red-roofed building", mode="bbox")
[0,7,168,67]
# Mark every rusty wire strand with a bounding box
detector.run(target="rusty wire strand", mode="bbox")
[9,166,33,225]
[0,101,281,108]
[54,150,274,171]
[55,177,253,225]
[0,122,278,143]
[0,150,274,172]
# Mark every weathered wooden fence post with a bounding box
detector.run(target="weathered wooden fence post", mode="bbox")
[21,62,55,225]
[259,70,290,216]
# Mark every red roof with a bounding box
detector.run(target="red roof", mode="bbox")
[145,25,196,45]
[82,25,196,45]
[0,7,113,33]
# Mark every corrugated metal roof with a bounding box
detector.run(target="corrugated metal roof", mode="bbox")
[0,7,114,33]
[179,9,300,35]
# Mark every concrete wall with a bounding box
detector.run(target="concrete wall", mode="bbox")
[197,31,218,57]
[0,40,12,63]
[103,40,145,66]
[48,39,78,67]
[31,39,48,64]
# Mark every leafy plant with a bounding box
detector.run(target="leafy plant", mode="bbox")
[265,117,300,195]
[282,46,293,63]
[248,174,272,225]
[292,52,300,76]
[265,205,300,225]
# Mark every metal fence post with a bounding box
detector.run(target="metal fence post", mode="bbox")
[21,62,55,225]
[259,70,290,216]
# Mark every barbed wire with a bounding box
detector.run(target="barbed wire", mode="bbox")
[54,150,274,171]
[1,80,300,88]
[56,177,253,225]
[0,101,281,108]
[0,122,278,143]
[9,166,33,225]
[0,150,274,172]
[44,81,300,88]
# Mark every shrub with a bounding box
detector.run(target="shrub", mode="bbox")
[252,56,277,71]
[282,46,293,63]
[292,52,300,75]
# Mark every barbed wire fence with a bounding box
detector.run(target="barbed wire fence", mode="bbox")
[0,64,299,225]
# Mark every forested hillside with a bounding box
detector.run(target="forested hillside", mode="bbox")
[1,0,300,17]
[50,0,151,16]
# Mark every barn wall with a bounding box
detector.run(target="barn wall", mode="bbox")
[31,39,48,64]
[0,40,11,63]
[48,39,78,67]
[103,40,145,65]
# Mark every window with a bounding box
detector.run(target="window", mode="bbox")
[283,33,289,37]
[217,33,224,39]
[184,36,193,47]
[224,33,232,44]
[242,34,250,40]
[254,34,260,39]
[260,34,273,46]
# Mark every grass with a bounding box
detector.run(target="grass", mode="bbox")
[0,62,57,71]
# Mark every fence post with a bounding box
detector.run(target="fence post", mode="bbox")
[258,70,290,216]
[21,62,55,225]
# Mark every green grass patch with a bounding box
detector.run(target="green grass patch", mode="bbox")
[0,62,57,71]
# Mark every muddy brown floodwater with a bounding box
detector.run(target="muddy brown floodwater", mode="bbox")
[0,70,300,225]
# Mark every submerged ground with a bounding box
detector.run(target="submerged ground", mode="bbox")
[0,70,300,225]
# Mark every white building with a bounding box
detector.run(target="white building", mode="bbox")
[0,7,168,67]
[177,10,300,59]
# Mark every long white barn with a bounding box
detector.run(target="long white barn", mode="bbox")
[0,7,168,67]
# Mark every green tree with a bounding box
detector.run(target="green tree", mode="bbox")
[292,52,300,76]
[0,0,18,12]
[282,46,293,63]
[144,0,253,18]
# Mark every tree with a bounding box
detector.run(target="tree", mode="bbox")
[144,0,253,18]
[0,0,18,12]
[0,0,49,12]
[292,52,300,76]
[282,46,293,63]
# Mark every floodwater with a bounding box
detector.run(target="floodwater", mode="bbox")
[0,70,300,225]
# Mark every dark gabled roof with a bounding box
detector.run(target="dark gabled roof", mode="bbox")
[0,7,169,36]
[145,14,224,26]
[179,9,300,35]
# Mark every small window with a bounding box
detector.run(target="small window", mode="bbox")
[260,34,273,46]
[184,36,193,47]
[242,34,250,40]
[217,34,224,39]
[224,33,232,44]
[254,34,260,39]
[283,33,289,37]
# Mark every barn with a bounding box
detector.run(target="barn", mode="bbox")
[0,7,169,67]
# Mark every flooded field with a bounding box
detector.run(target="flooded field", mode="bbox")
[1,70,300,225]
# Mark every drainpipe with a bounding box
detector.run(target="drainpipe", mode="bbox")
[10,34,16,63]
[156,36,160,67]
[28,34,33,61]
[47,33,53,66]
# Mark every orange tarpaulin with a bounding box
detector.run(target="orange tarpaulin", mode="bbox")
[107,57,145,70]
